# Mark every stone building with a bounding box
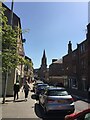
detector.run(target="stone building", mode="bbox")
[24,56,33,83]
[2,3,25,96]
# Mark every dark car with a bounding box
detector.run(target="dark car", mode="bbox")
[32,80,44,92]
[35,83,49,96]
[65,108,90,120]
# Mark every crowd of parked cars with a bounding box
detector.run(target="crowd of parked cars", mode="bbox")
[31,79,90,120]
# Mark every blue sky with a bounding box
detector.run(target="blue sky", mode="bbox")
[4,2,88,69]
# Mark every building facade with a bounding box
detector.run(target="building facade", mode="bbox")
[49,59,65,85]
[48,23,90,98]
[63,23,90,98]
[2,3,25,96]
[24,56,33,83]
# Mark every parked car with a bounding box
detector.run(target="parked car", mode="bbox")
[65,108,90,120]
[32,80,44,92]
[39,87,75,114]
[35,83,49,96]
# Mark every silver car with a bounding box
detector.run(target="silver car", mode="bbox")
[39,87,75,114]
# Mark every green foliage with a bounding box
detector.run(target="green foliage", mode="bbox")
[25,59,33,69]
[1,5,33,73]
[1,6,23,72]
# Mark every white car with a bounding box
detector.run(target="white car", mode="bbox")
[39,87,75,114]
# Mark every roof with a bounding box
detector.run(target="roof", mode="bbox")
[25,56,31,61]
[53,59,63,64]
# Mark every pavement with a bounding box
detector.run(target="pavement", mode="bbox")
[0,83,41,120]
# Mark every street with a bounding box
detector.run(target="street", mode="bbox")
[0,83,90,119]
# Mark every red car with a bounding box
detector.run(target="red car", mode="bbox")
[65,108,90,120]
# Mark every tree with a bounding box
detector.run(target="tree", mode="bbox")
[1,5,33,103]
[1,5,23,103]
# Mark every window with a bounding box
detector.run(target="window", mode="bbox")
[73,66,76,73]
[80,43,86,54]
[82,78,87,91]
[81,59,86,70]
[48,90,68,96]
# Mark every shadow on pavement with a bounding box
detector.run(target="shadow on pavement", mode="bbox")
[34,103,65,120]
[5,100,14,102]
[13,99,26,102]
[5,99,26,103]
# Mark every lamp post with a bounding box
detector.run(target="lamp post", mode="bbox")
[10,0,14,26]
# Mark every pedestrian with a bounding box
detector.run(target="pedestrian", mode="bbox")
[13,80,20,101]
[23,81,31,101]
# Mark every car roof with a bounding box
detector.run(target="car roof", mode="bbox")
[46,86,66,90]
[35,80,43,83]
[38,83,48,86]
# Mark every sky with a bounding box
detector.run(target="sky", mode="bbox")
[4,1,88,69]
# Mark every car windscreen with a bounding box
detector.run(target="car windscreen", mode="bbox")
[48,90,68,96]
[38,85,48,89]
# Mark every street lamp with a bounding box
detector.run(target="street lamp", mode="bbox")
[10,0,14,26]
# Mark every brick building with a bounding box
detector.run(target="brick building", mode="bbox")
[48,23,90,98]
[49,59,65,85]
[63,23,90,98]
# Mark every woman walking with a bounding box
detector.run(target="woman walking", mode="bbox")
[23,81,31,101]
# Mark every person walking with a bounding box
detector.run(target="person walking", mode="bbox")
[23,81,31,101]
[13,81,20,101]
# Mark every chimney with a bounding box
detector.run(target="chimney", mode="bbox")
[68,41,72,54]
[52,59,58,63]
[86,23,90,40]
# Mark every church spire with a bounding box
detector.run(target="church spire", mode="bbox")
[38,49,47,80]
[41,49,47,67]
[43,49,46,58]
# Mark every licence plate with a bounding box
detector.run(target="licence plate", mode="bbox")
[58,100,66,103]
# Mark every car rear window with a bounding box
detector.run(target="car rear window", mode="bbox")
[48,90,68,96]
[38,85,48,89]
